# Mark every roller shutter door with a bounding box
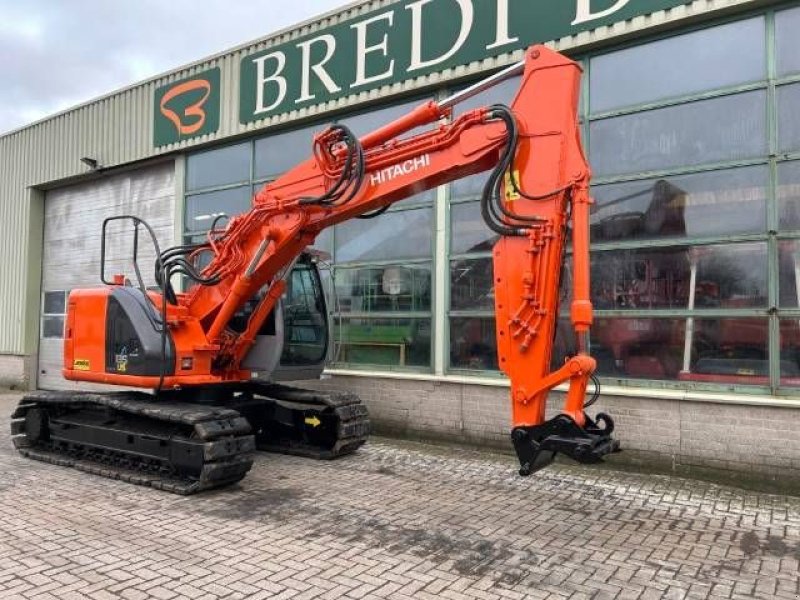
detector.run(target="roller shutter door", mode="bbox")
[38,162,175,390]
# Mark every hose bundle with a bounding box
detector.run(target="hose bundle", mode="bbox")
[480,104,571,236]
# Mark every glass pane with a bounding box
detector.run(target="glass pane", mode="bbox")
[42,316,64,339]
[450,317,498,371]
[254,124,319,179]
[186,142,250,191]
[185,186,252,232]
[333,317,431,368]
[780,319,800,387]
[589,317,767,383]
[450,201,498,255]
[334,206,432,262]
[590,18,765,113]
[313,227,333,255]
[340,97,435,139]
[589,91,767,177]
[779,240,800,308]
[778,83,800,153]
[777,7,800,77]
[592,243,768,310]
[43,291,66,315]
[778,161,800,231]
[450,257,494,311]
[334,264,431,313]
[451,75,521,116]
[591,167,767,242]
[451,173,490,202]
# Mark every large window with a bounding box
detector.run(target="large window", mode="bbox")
[328,99,436,370]
[445,8,800,394]
[578,11,791,392]
[183,6,800,392]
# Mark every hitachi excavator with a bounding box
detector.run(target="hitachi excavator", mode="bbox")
[10,46,619,494]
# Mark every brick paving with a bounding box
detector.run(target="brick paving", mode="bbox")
[1,392,800,600]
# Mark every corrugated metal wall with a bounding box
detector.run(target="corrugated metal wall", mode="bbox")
[0,0,759,355]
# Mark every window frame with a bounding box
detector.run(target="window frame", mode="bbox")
[41,290,67,340]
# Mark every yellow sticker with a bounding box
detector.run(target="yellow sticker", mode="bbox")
[304,416,321,428]
[504,169,521,202]
[73,359,90,371]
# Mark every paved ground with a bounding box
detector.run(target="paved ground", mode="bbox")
[1,393,800,600]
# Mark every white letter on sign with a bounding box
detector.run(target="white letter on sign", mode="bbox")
[407,0,474,72]
[486,0,519,50]
[351,11,396,88]
[253,51,287,114]
[572,0,631,26]
[296,34,341,104]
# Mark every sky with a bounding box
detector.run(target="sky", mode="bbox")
[0,0,350,134]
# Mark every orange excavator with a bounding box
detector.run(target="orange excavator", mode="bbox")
[10,46,619,493]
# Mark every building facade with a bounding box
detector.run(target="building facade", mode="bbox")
[2,0,800,484]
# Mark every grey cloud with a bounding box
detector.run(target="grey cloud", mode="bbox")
[0,0,348,133]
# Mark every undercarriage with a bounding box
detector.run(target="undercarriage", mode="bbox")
[10,383,370,494]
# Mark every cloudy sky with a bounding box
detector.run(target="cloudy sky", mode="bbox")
[0,0,350,134]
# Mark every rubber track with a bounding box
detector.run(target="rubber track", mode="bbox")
[247,382,371,459]
[10,391,255,495]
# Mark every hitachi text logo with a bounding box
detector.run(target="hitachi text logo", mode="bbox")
[369,154,431,186]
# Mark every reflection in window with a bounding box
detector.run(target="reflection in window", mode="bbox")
[777,7,800,77]
[450,201,498,254]
[450,257,494,311]
[313,227,333,255]
[591,244,767,310]
[590,17,765,113]
[589,91,767,177]
[334,265,431,313]
[779,240,800,308]
[780,319,800,386]
[574,317,769,384]
[451,172,491,202]
[185,186,252,232]
[450,317,498,371]
[778,161,800,231]
[43,291,66,315]
[591,167,767,242]
[333,317,431,367]
[334,206,432,262]
[186,143,251,191]
[255,124,320,180]
[777,83,800,154]
[42,316,65,339]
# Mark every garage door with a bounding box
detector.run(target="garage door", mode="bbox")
[38,162,175,390]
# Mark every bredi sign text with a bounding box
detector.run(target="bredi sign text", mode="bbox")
[239,0,689,123]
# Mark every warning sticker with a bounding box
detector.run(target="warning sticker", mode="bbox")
[504,170,521,202]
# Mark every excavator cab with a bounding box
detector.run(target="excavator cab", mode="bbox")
[242,253,331,382]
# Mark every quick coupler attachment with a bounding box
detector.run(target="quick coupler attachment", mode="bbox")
[511,412,620,476]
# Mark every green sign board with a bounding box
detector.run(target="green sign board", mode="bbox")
[240,0,689,123]
[154,68,220,146]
